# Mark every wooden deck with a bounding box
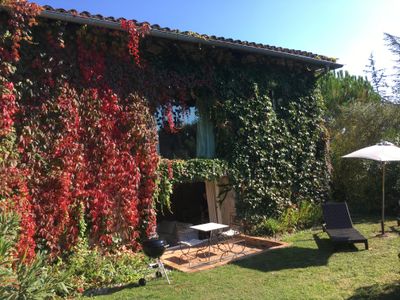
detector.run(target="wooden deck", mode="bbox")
[161,235,289,273]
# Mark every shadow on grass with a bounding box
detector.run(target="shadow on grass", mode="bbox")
[83,282,141,297]
[389,226,400,235]
[232,234,331,272]
[232,233,363,272]
[347,283,400,300]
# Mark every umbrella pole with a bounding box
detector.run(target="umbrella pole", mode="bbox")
[381,162,386,235]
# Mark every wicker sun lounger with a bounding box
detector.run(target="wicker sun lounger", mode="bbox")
[322,202,368,250]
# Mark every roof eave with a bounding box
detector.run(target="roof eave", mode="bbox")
[0,7,343,70]
[150,30,343,70]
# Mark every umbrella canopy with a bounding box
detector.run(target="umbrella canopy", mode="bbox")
[343,141,400,161]
[342,141,400,236]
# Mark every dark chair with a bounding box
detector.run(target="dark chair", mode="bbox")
[322,202,368,250]
[397,199,400,226]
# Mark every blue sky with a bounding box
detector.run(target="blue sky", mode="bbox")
[35,0,400,77]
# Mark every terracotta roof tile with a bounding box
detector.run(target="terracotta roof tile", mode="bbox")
[37,5,339,65]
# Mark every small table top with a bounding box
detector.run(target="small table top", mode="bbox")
[190,222,229,232]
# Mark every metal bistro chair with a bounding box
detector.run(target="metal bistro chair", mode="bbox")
[178,238,209,267]
[218,215,246,259]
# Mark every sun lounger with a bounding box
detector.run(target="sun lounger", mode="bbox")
[322,202,368,250]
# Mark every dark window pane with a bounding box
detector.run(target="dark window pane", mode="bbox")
[157,106,198,159]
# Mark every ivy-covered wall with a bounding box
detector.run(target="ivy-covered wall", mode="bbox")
[155,63,330,223]
[156,68,330,223]
[213,79,329,222]
[0,1,330,256]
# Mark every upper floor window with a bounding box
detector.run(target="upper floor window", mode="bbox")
[156,101,215,159]
[156,105,198,159]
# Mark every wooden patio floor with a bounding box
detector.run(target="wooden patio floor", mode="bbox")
[161,235,289,273]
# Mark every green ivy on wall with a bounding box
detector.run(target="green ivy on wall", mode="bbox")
[154,159,228,213]
[211,67,330,223]
[152,59,331,225]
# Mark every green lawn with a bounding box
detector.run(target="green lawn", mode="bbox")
[92,218,400,300]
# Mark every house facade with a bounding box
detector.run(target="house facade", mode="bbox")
[0,4,342,251]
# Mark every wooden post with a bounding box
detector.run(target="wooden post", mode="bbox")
[381,162,386,235]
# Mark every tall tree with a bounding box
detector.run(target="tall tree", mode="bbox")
[318,70,380,120]
[384,33,400,102]
[364,53,387,101]
[329,101,400,213]
[319,71,400,213]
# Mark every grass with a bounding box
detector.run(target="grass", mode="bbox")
[90,218,400,300]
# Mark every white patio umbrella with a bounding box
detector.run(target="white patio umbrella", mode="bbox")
[342,141,400,235]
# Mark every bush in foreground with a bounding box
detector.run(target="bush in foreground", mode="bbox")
[0,211,71,299]
[250,200,322,237]
[0,209,151,299]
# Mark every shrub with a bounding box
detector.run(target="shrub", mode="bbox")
[280,201,322,232]
[64,237,150,291]
[252,218,282,237]
[279,206,300,232]
[110,250,150,284]
[296,201,322,229]
[2,252,71,299]
[249,200,322,237]
[0,211,20,292]
[0,210,71,299]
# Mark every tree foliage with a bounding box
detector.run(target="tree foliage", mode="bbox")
[364,53,388,100]
[319,70,380,120]
[320,71,400,213]
[330,102,400,212]
[385,33,400,102]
